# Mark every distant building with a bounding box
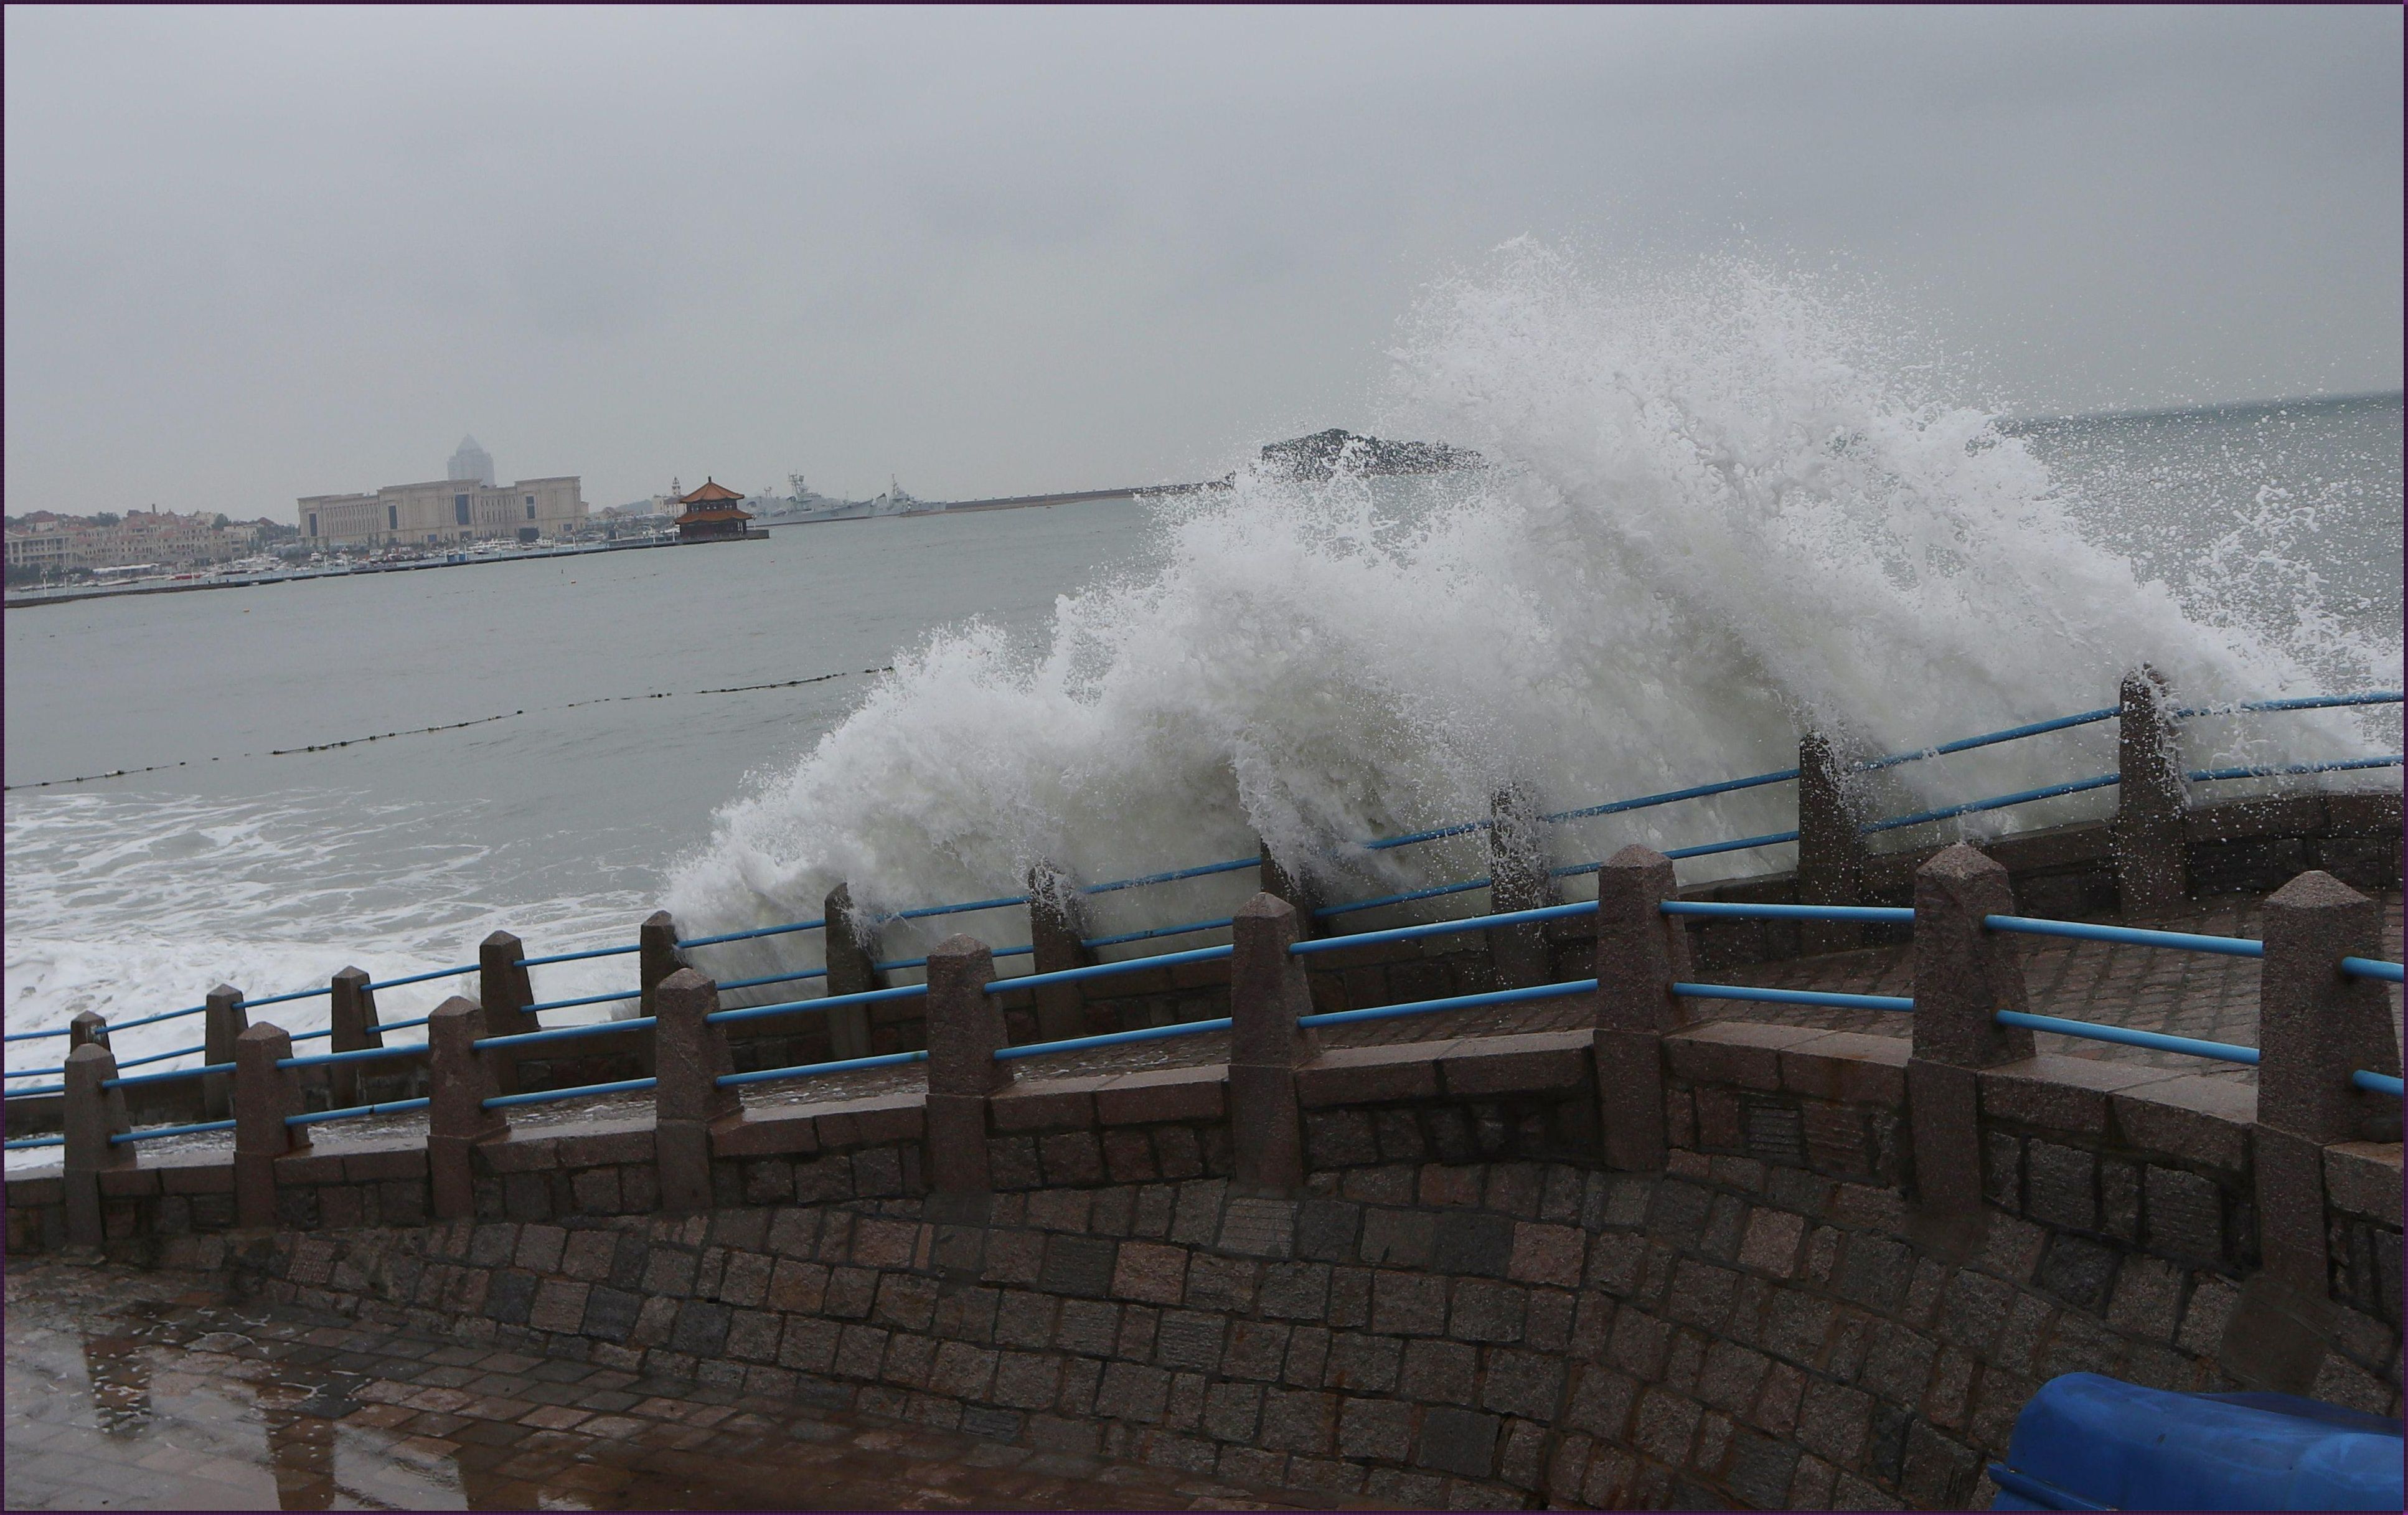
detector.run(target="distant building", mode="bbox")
[672,478,760,543]
[298,474,586,549]
[5,511,250,575]
[448,435,496,487]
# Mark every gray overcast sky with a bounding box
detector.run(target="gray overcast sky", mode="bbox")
[5,4,2400,517]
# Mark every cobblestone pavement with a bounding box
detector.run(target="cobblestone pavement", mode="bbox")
[3,1259,1376,1512]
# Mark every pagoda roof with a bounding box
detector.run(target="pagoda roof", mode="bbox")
[678,478,747,505]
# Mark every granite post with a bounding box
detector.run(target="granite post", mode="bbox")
[60,1042,131,1248]
[68,1009,111,1054]
[1592,846,1690,1171]
[1797,731,1865,954]
[1487,786,1557,988]
[426,996,507,1220]
[2115,667,2188,915]
[1907,844,2034,1215]
[478,932,538,1095]
[822,884,880,1061]
[233,1022,305,1229]
[1229,893,1318,1190]
[653,969,736,1212]
[632,910,683,1077]
[1025,866,1096,1042]
[2252,870,2401,1291]
[327,967,382,1111]
[923,935,1007,1194]
[202,984,247,1121]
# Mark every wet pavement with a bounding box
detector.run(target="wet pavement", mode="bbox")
[4,1258,1375,1511]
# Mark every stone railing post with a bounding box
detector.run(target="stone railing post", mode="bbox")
[2115,666,2188,915]
[653,969,736,1212]
[1259,837,1321,942]
[202,984,247,1120]
[62,1042,131,1248]
[822,883,880,1060]
[1797,730,1865,954]
[633,911,682,1077]
[1907,844,2034,1215]
[1593,846,1689,1171]
[923,935,1006,1194]
[233,1023,306,1229]
[327,967,381,1111]
[1229,894,1317,1189]
[2252,870,2401,1293]
[68,1009,111,1054]
[478,932,537,1095]
[1488,786,1558,988]
[426,996,506,1220]
[1025,866,1095,1042]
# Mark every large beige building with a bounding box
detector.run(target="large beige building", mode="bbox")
[299,474,586,549]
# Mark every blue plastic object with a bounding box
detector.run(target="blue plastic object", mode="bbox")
[1990,1373,2403,1511]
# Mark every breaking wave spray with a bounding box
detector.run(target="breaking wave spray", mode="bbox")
[663,245,2399,975]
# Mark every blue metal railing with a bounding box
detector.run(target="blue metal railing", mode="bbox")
[288,1095,431,1128]
[1984,915,2262,958]
[2188,755,2402,784]
[1853,708,2119,773]
[522,988,642,1016]
[986,945,1234,996]
[2342,957,2404,984]
[1082,856,1259,895]
[14,690,2399,1077]
[677,918,825,949]
[718,1049,928,1089]
[4,1135,65,1150]
[476,1018,654,1052]
[706,982,929,1027]
[996,1017,1232,1059]
[1543,767,1801,823]
[1996,1008,2257,1066]
[514,943,642,968]
[277,1044,428,1070]
[484,1075,657,1110]
[103,1062,234,1090]
[2175,691,2402,718]
[109,1118,237,1145]
[2352,1070,2404,1097]
[714,967,829,992]
[365,964,477,991]
[1861,773,2120,835]
[1292,899,1596,955]
[1084,917,1238,950]
[1300,978,1597,1029]
[1662,902,1916,924]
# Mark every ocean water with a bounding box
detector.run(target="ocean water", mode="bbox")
[6,256,2400,1123]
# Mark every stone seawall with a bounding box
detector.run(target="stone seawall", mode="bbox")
[9,1004,2397,1509]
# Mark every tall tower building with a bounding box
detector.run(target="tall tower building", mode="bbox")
[448,435,496,486]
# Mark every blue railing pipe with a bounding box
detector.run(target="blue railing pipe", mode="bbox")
[1661,902,1916,923]
[717,1049,928,1089]
[2351,1070,2404,1097]
[1298,978,1599,1030]
[513,943,641,968]
[705,982,929,1027]
[675,918,825,949]
[484,1075,657,1111]
[2341,957,2404,984]
[1292,899,1599,956]
[1994,1008,2259,1066]
[985,944,1235,996]
[475,1017,656,1052]
[286,1095,432,1128]
[1983,915,2263,958]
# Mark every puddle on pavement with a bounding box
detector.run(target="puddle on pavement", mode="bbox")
[5,1260,1351,1512]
